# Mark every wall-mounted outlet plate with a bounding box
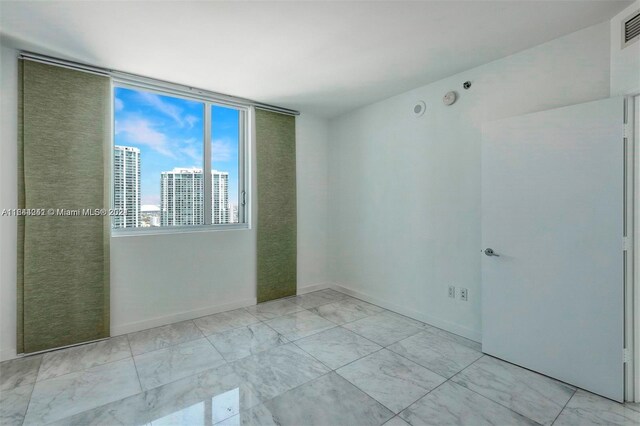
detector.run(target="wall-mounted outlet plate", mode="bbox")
[448,286,455,298]
[460,288,468,301]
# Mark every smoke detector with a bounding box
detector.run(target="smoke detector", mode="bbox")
[443,91,457,106]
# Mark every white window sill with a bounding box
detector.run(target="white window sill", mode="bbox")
[111,223,250,237]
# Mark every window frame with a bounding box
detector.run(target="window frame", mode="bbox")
[110,79,250,236]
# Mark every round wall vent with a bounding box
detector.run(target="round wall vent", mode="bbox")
[413,101,426,117]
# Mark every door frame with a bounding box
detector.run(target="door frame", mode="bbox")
[629,94,640,402]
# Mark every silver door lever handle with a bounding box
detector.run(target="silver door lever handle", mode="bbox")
[484,248,499,257]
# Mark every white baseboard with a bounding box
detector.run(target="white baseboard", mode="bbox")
[329,282,482,343]
[0,347,17,362]
[297,282,331,295]
[111,297,257,336]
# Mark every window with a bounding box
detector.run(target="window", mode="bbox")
[112,84,247,232]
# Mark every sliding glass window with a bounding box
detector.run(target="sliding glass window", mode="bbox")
[112,83,248,232]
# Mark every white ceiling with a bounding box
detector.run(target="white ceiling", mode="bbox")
[0,1,631,117]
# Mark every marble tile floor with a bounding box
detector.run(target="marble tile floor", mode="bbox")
[1,288,639,426]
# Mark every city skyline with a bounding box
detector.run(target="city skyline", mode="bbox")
[113,150,235,227]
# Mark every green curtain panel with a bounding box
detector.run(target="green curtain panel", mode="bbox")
[17,60,110,354]
[255,109,297,303]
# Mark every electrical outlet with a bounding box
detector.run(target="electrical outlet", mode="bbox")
[460,288,468,301]
[448,286,456,298]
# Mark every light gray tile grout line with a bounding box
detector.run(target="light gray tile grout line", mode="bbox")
[192,317,214,337]
[289,340,337,371]
[334,324,388,348]
[328,347,422,415]
[129,332,229,392]
[33,352,43,381]
[394,355,489,424]
[53,363,219,425]
[286,325,340,343]
[120,290,368,357]
[459,353,579,425]
[311,305,392,328]
[329,289,483,350]
[234,369,394,426]
[341,325,414,350]
[33,295,415,374]
[217,324,346,419]
[125,334,146,395]
[20,349,136,387]
[32,351,46,384]
[127,319,205,357]
[395,378,450,423]
[18,385,35,426]
[294,330,385,373]
[385,415,408,426]
[22,345,144,425]
[73,351,246,424]
[438,355,545,426]
[224,316,392,419]
[258,319,293,343]
[199,327,225,357]
[258,370,334,410]
[445,352,485,381]
[16,356,42,426]
[130,311,283,357]
[551,388,577,425]
[384,337,483,381]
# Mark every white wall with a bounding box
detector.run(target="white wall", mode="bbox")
[297,115,329,291]
[610,1,640,96]
[0,42,330,360]
[0,44,20,361]
[328,22,612,342]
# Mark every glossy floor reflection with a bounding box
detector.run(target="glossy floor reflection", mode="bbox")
[1,289,639,426]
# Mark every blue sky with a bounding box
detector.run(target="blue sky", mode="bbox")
[114,87,240,206]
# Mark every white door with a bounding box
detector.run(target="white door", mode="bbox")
[481,97,625,402]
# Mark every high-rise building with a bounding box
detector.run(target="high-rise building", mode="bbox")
[113,145,140,228]
[213,172,230,224]
[160,168,229,226]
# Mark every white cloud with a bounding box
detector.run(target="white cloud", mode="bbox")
[212,139,233,162]
[181,145,201,163]
[185,115,199,129]
[115,118,175,157]
[114,97,124,112]
[137,91,186,126]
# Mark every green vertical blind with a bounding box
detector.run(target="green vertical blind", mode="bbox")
[17,60,110,353]
[255,109,297,302]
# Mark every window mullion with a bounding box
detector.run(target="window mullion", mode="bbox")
[239,110,246,224]
[204,103,212,225]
